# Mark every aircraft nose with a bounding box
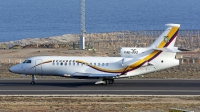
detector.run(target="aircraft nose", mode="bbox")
[9,66,15,73]
[9,65,19,73]
[9,68,12,72]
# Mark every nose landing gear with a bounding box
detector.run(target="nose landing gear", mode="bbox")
[31,75,37,85]
[31,81,35,85]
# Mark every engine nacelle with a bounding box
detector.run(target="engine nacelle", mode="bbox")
[121,58,153,68]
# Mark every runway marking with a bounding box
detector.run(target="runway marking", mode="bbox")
[1,95,200,97]
[0,90,200,92]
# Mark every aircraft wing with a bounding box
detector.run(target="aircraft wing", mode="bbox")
[70,72,117,78]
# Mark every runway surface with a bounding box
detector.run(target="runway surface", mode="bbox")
[0,79,200,95]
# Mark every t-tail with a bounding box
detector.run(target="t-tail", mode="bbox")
[120,24,182,57]
[120,24,181,77]
[150,24,180,48]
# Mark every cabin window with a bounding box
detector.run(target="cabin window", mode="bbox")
[60,62,63,66]
[65,62,67,66]
[90,63,92,66]
[73,63,75,66]
[53,60,55,62]
[161,60,164,63]
[77,63,79,66]
[94,63,96,66]
[63,60,65,62]
[102,63,104,66]
[98,63,100,66]
[69,63,71,66]
[106,63,109,66]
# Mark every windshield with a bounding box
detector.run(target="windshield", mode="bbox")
[23,60,31,63]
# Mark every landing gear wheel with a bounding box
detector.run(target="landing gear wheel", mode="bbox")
[102,79,108,85]
[31,75,37,85]
[31,81,35,85]
[108,79,114,84]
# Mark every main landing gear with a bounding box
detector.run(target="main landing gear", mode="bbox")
[95,79,114,85]
[31,75,37,85]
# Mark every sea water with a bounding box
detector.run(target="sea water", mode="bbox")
[0,0,200,42]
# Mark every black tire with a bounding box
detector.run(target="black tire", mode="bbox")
[103,79,108,85]
[108,79,114,84]
[31,81,35,85]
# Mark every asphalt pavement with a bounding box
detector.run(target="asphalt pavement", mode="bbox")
[0,79,200,95]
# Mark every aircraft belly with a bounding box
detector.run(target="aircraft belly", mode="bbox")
[124,69,141,77]
[42,65,64,75]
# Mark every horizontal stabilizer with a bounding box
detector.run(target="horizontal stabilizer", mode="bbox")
[165,23,180,28]
[178,48,192,51]
[153,47,181,53]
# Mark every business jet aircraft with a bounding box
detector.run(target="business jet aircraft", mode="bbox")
[9,24,181,85]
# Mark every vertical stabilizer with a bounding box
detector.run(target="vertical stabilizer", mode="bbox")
[150,24,180,48]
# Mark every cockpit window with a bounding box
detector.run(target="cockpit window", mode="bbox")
[23,60,31,63]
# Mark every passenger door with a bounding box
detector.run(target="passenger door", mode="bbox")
[35,59,43,75]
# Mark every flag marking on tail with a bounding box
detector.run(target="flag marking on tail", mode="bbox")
[158,27,179,48]
[164,28,179,47]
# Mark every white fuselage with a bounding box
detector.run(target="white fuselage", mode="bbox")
[10,51,179,78]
